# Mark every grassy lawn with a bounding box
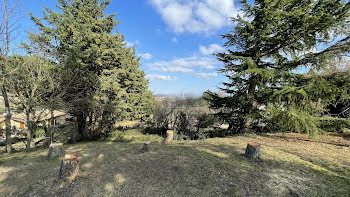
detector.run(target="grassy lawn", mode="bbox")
[0,131,349,197]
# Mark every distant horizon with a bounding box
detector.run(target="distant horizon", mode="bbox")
[154,92,203,98]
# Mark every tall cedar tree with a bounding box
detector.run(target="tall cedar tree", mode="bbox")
[206,0,350,136]
[30,0,152,140]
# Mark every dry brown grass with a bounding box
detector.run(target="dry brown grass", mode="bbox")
[115,120,140,128]
[0,132,349,197]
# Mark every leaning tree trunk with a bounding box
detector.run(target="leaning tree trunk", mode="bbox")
[2,83,12,153]
[49,109,55,144]
[1,0,13,154]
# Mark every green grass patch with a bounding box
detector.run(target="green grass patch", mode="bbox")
[0,132,349,196]
[108,129,163,143]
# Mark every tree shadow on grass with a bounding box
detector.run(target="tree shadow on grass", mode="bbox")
[260,133,350,148]
[1,140,350,197]
[58,142,350,196]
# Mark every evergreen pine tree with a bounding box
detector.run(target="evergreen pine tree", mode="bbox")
[206,0,350,136]
[30,0,153,139]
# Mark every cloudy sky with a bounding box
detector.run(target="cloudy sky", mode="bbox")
[24,0,242,96]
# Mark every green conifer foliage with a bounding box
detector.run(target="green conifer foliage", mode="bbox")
[30,0,153,139]
[206,0,350,136]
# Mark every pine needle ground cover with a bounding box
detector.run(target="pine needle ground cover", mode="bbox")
[0,131,349,197]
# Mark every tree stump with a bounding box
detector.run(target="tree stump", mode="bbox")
[48,143,65,158]
[59,153,82,179]
[165,130,174,144]
[244,142,260,159]
[141,141,151,153]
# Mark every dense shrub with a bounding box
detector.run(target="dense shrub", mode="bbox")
[147,96,215,140]
[146,98,176,135]
[34,128,46,138]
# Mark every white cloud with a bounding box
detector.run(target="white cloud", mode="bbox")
[196,72,218,79]
[171,37,177,43]
[126,40,140,47]
[139,53,153,60]
[147,56,217,73]
[146,74,177,81]
[149,0,241,33]
[199,44,225,55]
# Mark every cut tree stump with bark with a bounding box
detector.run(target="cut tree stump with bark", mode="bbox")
[165,130,174,144]
[59,153,82,179]
[47,143,65,158]
[244,142,261,159]
[141,141,151,153]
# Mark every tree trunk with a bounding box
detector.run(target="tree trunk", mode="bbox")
[70,116,77,143]
[50,109,55,144]
[77,114,87,141]
[1,85,12,153]
[1,58,12,154]
[0,0,20,154]
[227,122,234,132]
[244,142,260,159]
[1,0,12,154]
[26,113,32,151]
[88,112,93,136]
[244,115,252,133]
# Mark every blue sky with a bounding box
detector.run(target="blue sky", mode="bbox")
[20,0,243,96]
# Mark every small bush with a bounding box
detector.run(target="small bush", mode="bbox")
[197,128,209,140]
[34,128,46,138]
